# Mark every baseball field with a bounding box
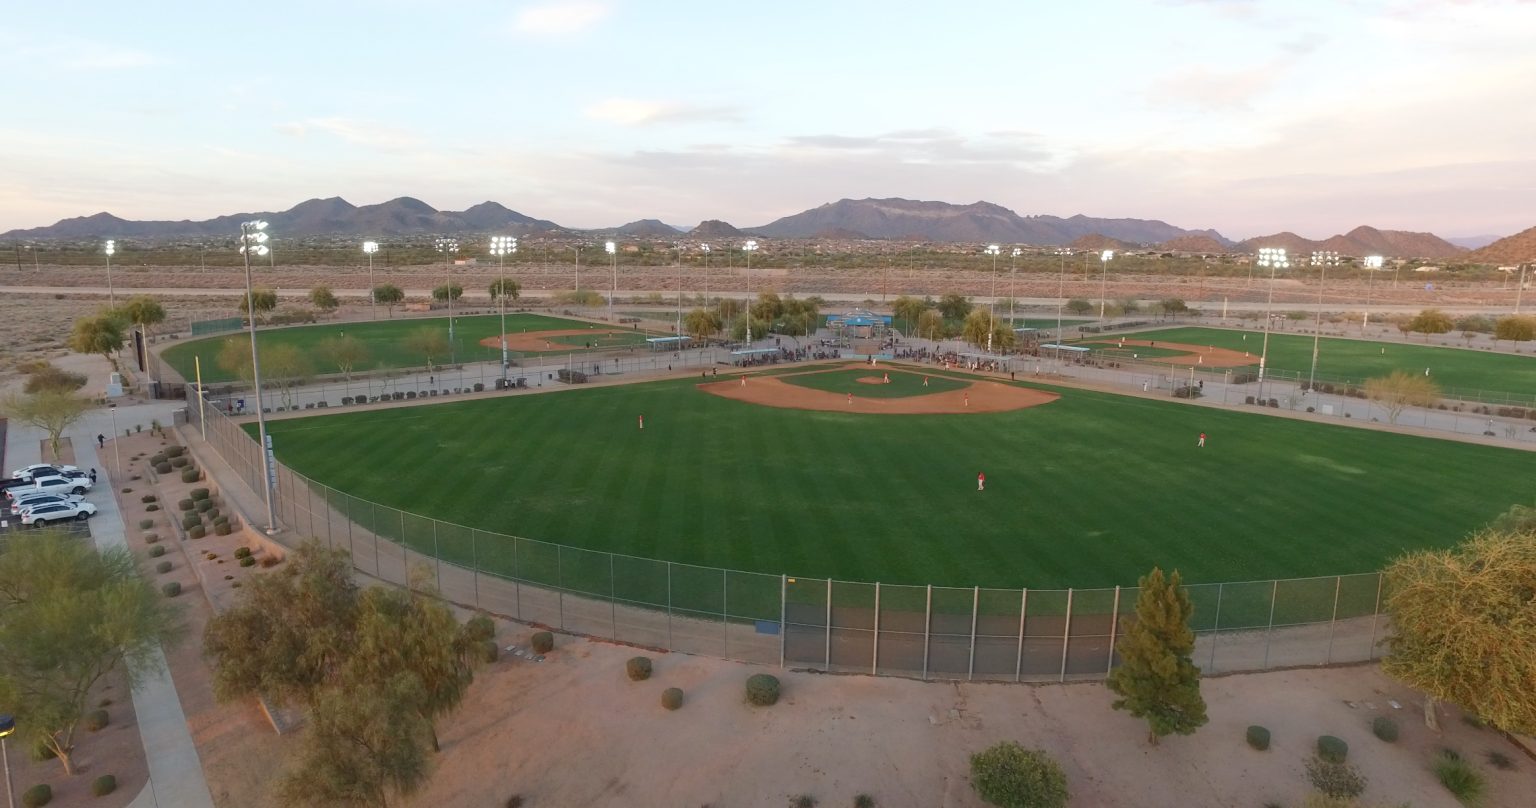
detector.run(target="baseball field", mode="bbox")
[256,364,1534,591]
[163,312,654,383]
[1092,326,1536,392]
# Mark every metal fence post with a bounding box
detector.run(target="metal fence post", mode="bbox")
[433,520,442,592]
[1106,586,1121,677]
[1262,579,1279,669]
[666,562,674,650]
[1325,576,1342,664]
[872,582,881,675]
[557,545,565,629]
[1368,573,1384,658]
[1208,582,1223,672]
[471,529,479,608]
[512,537,521,620]
[1015,588,1028,683]
[1059,588,1074,682]
[779,574,787,669]
[922,585,931,680]
[967,586,979,680]
[397,510,406,582]
[610,554,617,640]
[722,568,729,656]
[372,505,381,579]
[824,578,832,671]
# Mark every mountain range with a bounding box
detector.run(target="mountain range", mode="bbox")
[0,196,1502,259]
[1466,225,1536,265]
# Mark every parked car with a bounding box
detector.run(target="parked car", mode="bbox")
[8,491,84,516]
[20,500,97,526]
[3,474,92,500]
[10,463,80,480]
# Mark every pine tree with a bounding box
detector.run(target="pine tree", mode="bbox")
[1106,567,1208,745]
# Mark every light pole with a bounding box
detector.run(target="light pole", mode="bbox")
[2,713,16,808]
[1056,247,1070,350]
[1308,251,1338,399]
[742,240,759,344]
[674,242,683,338]
[434,238,459,364]
[107,403,122,478]
[1517,264,1528,314]
[1362,255,1383,331]
[1098,250,1115,319]
[362,241,380,320]
[1256,247,1289,402]
[1009,247,1021,327]
[701,243,711,305]
[238,220,279,534]
[490,236,517,381]
[103,240,116,308]
[605,240,617,322]
[984,245,1001,352]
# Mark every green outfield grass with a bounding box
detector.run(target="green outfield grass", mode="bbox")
[1104,326,1536,392]
[164,313,654,383]
[258,372,1534,594]
[781,368,967,398]
[1081,343,1190,359]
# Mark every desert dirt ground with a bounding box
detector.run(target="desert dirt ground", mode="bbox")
[700,364,1059,414]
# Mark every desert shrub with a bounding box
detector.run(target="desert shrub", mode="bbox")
[154,462,172,474]
[180,468,199,483]
[479,639,499,663]
[234,546,252,559]
[626,656,653,681]
[148,545,166,558]
[1317,735,1349,763]
[84,709,109,731]
[150,453,167,465]
[1434,749,1484,804]
[188,525,206,539]
[90,775,117,796]
[155,560,172,574]
[182,513,200,529]
[190,487,210,500]
[531,631,554,654]
[140,494,156,503]
[21,784,51,807]
[138,518,154,530]
[145,504,159,511]
[165,445,185,458]
[1371,715,1398,742]
[854,795,876,808]
[214,523,232,536]
[746,673,780,706]
[144,532,159,543]
[195,499,213,513]
[1246,725,1271,751]
[661,687,684,710]
[162,581,181,597]
[259,555,280,567]
[240,556,255,567]
[791,796,817,808]
[1305,756,1366,799]
[170,456,189,468]
[178,498,195,511]
[205,507,219,521]
[969,741,1069,808]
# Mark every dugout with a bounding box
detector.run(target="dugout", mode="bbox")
[955,351,1014,372]
[1040,343,1091,362]
[647,336,691,352]
[827,309,892,341]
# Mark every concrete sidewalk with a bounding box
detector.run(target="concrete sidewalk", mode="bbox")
[4,403,215,808]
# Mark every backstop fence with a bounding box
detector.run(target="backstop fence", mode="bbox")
[187,385,1389,680]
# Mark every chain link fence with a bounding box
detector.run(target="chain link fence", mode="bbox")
[188,384,1387,680]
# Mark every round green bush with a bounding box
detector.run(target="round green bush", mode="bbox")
[195,499,213,513]
[90,775,117,797]
[148,545,166,558]
[1245,725,1270,751]
[1371,716,1398,743]
[626,656,653,681]
[190,487,210,501]
[239,556,256,567]
[84,709,109,731]
[180,468,199,483]
[154,462,172,474]
[188,525,206,540]
[182,513,201,529]
[138,518,154,530]
[530,631,554,654]
[969,741,1069,808]
[144,532,159,544]
[170,456,189,468]
[145,503,160,511]
[150,453,167,465]
[745,673,780,706]
[214,523,232,536]
[140,494,157,503]
[1317,735,1349,763]
[234,546,252,559]
[854,795,875,808]
[165,445,186,458]
[162,581,182,597]
[21,783,51,808]
[205,507,220,521]
[156,560,173,574]
[661,687,684,711]
[479,639,500,663]
[178,498,195,511]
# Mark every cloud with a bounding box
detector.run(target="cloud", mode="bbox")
[784,129,1068,170]
[1147,64,1279,111]
[512,2,611,35]
[275,118,421,151]
[583,98,742,126]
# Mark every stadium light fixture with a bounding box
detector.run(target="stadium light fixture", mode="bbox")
[983,245,1002,352]
[1362,254,1384,331]
[103,239,116,307]
[743,240,759,344]
[434,237,460,363]
[1255,247,1289,400]
[1307,252,1336,400]
[1098,250,1115,319]
[362,241,380,319]
[701,243,711,304]
[490,236,518,379]
[605,240,617,322]
[238,219,278,534]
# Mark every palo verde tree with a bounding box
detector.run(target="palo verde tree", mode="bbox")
[715,297,744,322]
[67,312,124,370]
[275,672,433,808]
[217,337,255,386]
[1382,527,1536,733]
[916,309,947,340]
[779,295,820,337]
[21,363,87,395]
[683,308,723,341]
[1363,371,1440,424]
[488,278,520,305]
[0,530,181,775]
[262,343,313,410]
[119,294,167,360]
[373,283,405,317]
[2,390,92,462]
[309,285,340,313]
[1066,298,1093,315]
[892,295,929,333]
[1406,308,1454,342]
[961,309,1016,351]
[1105,567,1209,745]
[317,335,369,381]
[937,293,973,320]
[238,287,279,317]
[1493,314,1535,350]
[430,283,463,303]
[401,327,449,371]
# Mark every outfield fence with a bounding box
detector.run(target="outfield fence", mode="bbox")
[187,383,1389,681]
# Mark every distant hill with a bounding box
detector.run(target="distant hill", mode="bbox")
[688,220,743,238]
[612,219,684,237]
[1447,234,1503,250]
[1465,224,1536,264]
[1236,226,1465,260]
[749,198,1230,246]
[1158,235,1231,253]
[1070,234,1136,252]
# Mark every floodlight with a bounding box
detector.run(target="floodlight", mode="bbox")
[743,240,758,251]
[700,243,711,252]
[104,240,115,256]
[362,241,379,254]
[1364,255,1384,269]
[1101,250,1115,262]
[1012,248,1022,257]
[489,235,517,256]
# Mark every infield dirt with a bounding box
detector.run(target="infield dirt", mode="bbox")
[700,364,1058,414]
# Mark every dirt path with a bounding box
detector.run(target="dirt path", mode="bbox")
[699,371,1058,414]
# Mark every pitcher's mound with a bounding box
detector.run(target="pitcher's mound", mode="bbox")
[701,375,1057,414]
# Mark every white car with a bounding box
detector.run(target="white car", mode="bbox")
[20,500,97,526]
[6,474,92,499]
[9,491,84,516]
[10,463,79,480]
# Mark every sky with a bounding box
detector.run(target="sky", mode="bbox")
[1,0,1534,240]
